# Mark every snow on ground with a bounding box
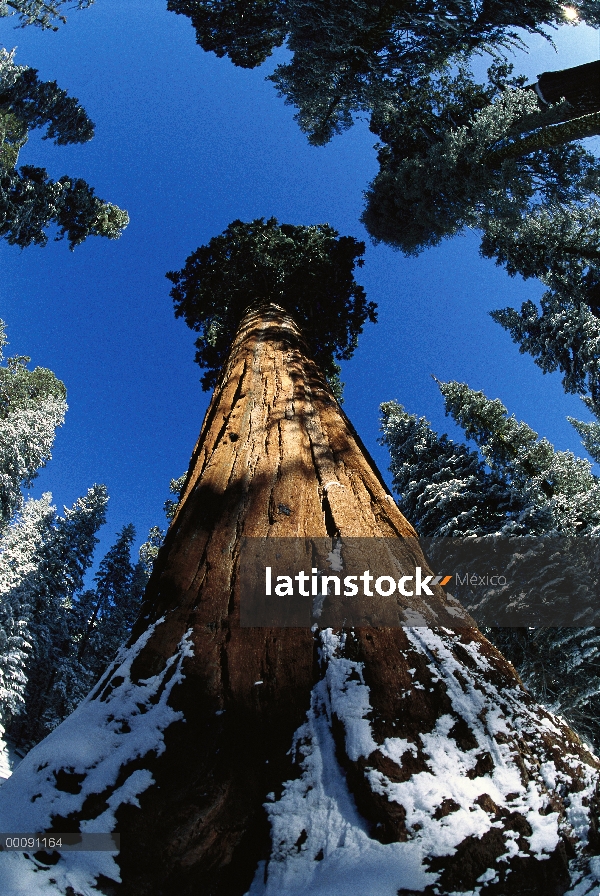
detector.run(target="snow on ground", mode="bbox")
[246,674,437,896]
[0,621,193,896]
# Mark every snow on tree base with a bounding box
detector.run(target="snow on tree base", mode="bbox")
[247,629,600,896]
[0,621,193,896]
[0,624,598,895]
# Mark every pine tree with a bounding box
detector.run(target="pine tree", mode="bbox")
[75,525,143,669]
[379,400,515,536]
[0,319,66,531]
[7,520,160,750]
[438,378,600,532]
[37,524,149,735]
[492,294,600,408]
[0,320,66,752]
[359,59,600,410]
[164,473,186,521]
[381,383,600,750]
[0,60,95,145]
[138,524,164,576]
[9,484,108,750]
[0,493,54,728]
[0,48,128,248]
[477,189,600,404]
[1,222,599,895]
[480,200,600,296]
[569,396,600,464]
[167,0,287,69]
[363,62,600,255]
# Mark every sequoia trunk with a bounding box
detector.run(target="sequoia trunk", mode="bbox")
[0,304,598,896]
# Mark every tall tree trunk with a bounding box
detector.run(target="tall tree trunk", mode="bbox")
[535,60,600,112]
[0,304,598,896]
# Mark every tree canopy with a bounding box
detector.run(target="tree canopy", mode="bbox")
[167,217,375,390]
[167,0,600,145]
[167,0,287,68]
[0,64,95,145]
[362,62,600,254]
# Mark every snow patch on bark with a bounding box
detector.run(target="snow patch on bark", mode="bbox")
[0,621,194,895]
[249,628,600,895]
[248,676,436,896]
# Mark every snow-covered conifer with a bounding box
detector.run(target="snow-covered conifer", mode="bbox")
[10,484,107,749]
[381,383,600,748]
[27,521,152,743]
[379,400,514,536]
[480,201,600,304]
[438,378,600,533]
[163,473,186,521]
[74,524,144,671]
[364,68,600,256]
[0,0,94,30]
[138,525,164,576]
[0,493,54,726]
[569,395,600,464]
[492,293,600,407]
[0,321,66,530]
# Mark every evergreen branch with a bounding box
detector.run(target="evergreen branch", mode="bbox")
[487,111,600,167]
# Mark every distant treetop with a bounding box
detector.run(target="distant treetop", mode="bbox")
[167,217,375,390]
[167,0,286,68]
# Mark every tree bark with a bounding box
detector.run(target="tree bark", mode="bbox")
[0,304,598,896]
[536,60,600,112]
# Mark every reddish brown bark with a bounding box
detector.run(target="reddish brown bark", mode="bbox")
[118,304,451,893]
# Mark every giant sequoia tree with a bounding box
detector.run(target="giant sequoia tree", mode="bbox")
[0,222,599,896]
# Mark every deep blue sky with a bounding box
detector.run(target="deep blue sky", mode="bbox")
[0,2,598,568]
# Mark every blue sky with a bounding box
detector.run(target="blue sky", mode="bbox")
[0,2,598,567]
